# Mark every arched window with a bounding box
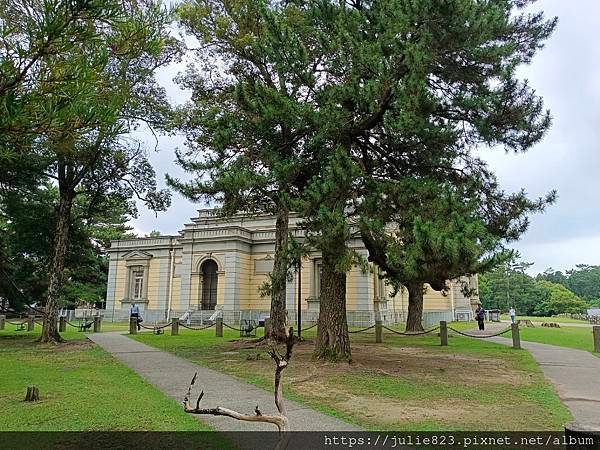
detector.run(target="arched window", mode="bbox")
[201,260,218,310]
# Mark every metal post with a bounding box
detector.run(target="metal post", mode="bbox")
[171,317,179,336]
[440,321,448,346]
[593,326,600,354]
[375,320,383,343]
[59,316,66,333]
[511,322,521,349]
[297,263,302,339]
[216,317,223,337]
[27,315,35,331]
[129,317,137,335]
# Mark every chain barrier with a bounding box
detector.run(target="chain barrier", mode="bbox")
[138,322,171,331]
[448,327,512,339]
[300,323,318,332]
[348,324,376,334]
[382,325,441,336]
[34,320,43,326]
[223,322,244,332]
[7,320,27,326]
[65,320,92,329]
[179,322,216,331]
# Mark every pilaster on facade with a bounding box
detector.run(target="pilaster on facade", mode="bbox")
[223,252,242,311]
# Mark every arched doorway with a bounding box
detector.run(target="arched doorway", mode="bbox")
[201,259,218,310]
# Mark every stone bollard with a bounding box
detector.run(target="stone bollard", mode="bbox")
[216,317,223,337]
[27,315,35,331]
[171,317,179,336]
[375,320,383,343]
[59,316,66,333]
[0,314,5,330]
[593,326,600,354]
[440,321,448,346]
[512,322,521,349]
[264,318,271,338]
[129,317,138,335]
[93,316,102,333]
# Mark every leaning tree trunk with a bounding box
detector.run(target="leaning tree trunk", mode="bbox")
[314,253,351,361]
[40,188,73,343]
[406,282,425,332]
[268,207,289,342]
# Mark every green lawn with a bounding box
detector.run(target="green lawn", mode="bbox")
[452,319,598,354]
[499,314,590,324]
[0,329,215,432]
[518,326,598,354]
[132,325,571,431]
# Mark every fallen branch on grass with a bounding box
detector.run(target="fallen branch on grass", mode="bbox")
[183,328,296,434]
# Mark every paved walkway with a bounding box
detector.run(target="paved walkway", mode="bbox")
[463,323,600,428]
[87,332,360,432]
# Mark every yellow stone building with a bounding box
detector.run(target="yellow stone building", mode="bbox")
[106,209,478,325]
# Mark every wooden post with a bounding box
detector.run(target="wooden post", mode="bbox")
[512,322,521,349]
[171,317,179,336]
[59,316,66,332]
[27,315,35,331]
[593,326,600,354]
[25,385,40,402]
[216,317,223,337]
[0,315,5,330]
[130,317,138,335]
[440,321,448,346]
[93,316,102,333]
[375,320,383,343]
[264,318,271,338]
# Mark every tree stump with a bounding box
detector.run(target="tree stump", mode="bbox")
[25,385,40,402]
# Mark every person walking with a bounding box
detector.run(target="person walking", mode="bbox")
[509,306,516,324]
[130,303,141,331]
[475,304,486,331]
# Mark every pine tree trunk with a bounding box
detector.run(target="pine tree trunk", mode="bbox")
[406,282,425,332]
[268,207,289,341]
[39,187,73,343]
[314,253,351,361]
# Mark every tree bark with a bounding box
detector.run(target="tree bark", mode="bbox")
[406,282,425,332]
[40,186,73,343]
[268,207,289,342]
[314,252,351,361]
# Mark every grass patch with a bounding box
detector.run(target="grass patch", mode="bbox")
[132,324,571,431]
[519,326,598,354]
[0,329,214,432]
[499,315,589,324]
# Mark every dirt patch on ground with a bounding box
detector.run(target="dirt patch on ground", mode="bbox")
[219,338,541,428]
[338,396,530,429]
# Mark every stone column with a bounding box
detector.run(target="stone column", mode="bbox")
[129,317,137,335]
[93,316,102,333]
[216,317,223,337]
[593,326,600,354]
[0,315,5,330]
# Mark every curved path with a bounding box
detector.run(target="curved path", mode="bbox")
[463,323,600,429]
[87,332,360,432]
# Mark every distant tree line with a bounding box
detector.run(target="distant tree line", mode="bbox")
[478,258,599,316]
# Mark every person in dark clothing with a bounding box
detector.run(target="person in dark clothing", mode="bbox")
[130,303,141,331]
[475,305,486,331]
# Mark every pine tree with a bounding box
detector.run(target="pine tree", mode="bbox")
[170,0,319,340]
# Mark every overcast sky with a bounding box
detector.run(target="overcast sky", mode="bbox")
[130,0,600,275]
